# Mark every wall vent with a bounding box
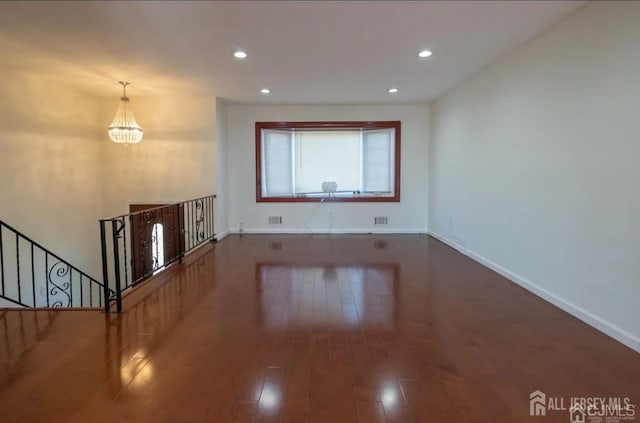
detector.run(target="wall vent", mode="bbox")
[269,241,282,250]
[268,216,283,225]
[374,216,388,225]
[374,240,387,250]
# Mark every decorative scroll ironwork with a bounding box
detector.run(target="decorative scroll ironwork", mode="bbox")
[48,261,71,308]
[195,199,205,242]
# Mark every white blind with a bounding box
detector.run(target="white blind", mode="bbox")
[262,130,293,196]
[362,128,394,193]
[295,131,360,193]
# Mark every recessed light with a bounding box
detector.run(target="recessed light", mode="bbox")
[388,88,398,93]
[417,50,432,58]
[260,88,270,94]
[233,50,247,59]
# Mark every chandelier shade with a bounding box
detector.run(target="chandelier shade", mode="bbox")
[108,81,143,144]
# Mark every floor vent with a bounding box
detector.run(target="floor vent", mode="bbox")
[374,216,388,225]
[268,216,283,225]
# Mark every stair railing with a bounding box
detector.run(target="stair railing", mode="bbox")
[99,194,216,313]
[0,220,112,309]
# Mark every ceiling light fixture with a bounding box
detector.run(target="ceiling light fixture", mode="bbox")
[417,50,433,58]
[233,50,247,59]
[388,88,399,93]
[260,88,271,94]
[108,81,143,145]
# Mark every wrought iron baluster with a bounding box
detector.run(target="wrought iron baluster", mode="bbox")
[200,200,207,242]
[0,224,4,296]
[185,201,190,251]
[184,201,188,251]
[196,200,199,243]
[178,203,184,261]
[194,200,198,244]
[195,199,203,243]
[31,244,35,307]
[205,197,209,239]
[112,219,123,313]
[185,201,189,251]
[193,200,196,247]
[16,233,21,304]
[212,195,215,238]
[154,211,160,270]
[100,220,110,313]
[161,206,168,265]
[45,253,49,307]
[195,200,200,243]
[123,216,129,289]
[190,200,194,250]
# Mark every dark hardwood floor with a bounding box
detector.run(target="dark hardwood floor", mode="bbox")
[0,235,638,422]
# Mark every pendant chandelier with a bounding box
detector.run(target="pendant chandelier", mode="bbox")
[108,81,143,144]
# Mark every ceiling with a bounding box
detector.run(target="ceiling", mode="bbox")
[0,1,586,103]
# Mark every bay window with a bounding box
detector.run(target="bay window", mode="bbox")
[256,121,400,202]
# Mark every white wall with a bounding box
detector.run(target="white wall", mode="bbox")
[0,65,104,278]
[100,92,217,217]
[215,98,229,238]
[429,2,640,351]
[226,104,429,233]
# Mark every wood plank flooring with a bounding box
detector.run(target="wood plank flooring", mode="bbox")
[0,234,638,422]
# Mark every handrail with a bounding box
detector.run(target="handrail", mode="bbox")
[99,194,216,313]
[0,220,112,309]
[100,195,215,221]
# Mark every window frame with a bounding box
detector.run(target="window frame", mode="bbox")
[255,121,401,203]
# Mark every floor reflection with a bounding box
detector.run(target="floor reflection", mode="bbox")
[257,263,399,330]
[0,309,60,387]
[258,381,281,410]
[381,384,400,409]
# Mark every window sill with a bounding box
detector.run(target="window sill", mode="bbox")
[256,194,400,203]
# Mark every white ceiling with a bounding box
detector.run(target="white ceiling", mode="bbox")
[0,1,586,103]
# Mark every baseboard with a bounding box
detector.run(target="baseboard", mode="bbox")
[230,228,427,235]
[214,230,230,241]
[428,231,640,353]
